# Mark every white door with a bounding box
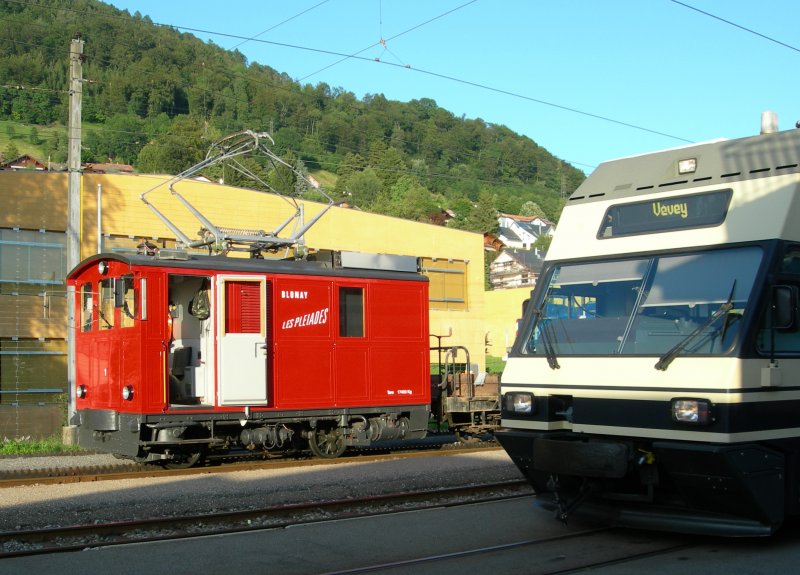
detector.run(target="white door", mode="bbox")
[217,275,268,405]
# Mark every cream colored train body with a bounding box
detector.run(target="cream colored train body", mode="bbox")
[496,119,800,536]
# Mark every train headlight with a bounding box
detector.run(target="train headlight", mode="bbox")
[122,386,134,401]
[76,385,87,399]
[672,398,712,425]
[504,392,533,414]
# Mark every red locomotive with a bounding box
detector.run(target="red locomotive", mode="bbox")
[68,249,431,466]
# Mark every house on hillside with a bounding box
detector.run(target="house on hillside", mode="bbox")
[83,162,134,174]
[483,232,504,252]
[497,212,554,249]
[489,248,546,290]
[1,154,48,171]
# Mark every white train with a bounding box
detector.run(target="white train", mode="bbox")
[496,113,800,536]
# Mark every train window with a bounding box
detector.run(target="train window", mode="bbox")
[224,280,261,334]
[80,283,93,332]
[339,287,364,337]
[98,279,115,330]
[757,284,800,355]
[780,247,800,275]
[523,246,762,357]
[120,275,136,328]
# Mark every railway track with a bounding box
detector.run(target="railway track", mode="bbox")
[0,440,501,488]
[320,527,694,575]
[0,480,532,558]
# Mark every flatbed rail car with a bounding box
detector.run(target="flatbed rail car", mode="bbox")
[495,116,800,536]
[68,250,430,466]
[430,345,500,438]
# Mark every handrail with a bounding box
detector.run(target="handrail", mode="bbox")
[443,345,472,400]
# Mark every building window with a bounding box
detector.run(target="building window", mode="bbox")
[420,257,467,311]
[0,228,67,285]
[0,338,67,405]
[339,287,364,337]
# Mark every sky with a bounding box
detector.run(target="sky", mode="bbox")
[103,0,800,174]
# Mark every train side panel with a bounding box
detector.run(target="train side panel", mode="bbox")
[271,276,430,409]
[69,252,431,462]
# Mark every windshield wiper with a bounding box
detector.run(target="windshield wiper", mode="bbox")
[532,307,560,370]
[654,281,736,371]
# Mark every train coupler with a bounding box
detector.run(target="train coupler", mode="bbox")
[548,475,595,525]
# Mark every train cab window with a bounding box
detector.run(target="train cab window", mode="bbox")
[524,247,761,357]
[758,246,800,354]
[339,287,364,337]
[80,283,93,332]
[119,275,136,328]
[757,287,800,354]
[780,247,800,275]
[98,278,115,330]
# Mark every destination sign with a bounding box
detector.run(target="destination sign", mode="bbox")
[598,189,732,238]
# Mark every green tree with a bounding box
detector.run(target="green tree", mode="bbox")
[266,150,299,197]
[0,0,587,224]
[85,114,145,164]
[136,116,207,174]
[377,175,438,222]
[532,234,553,253]
[519,201,545,218]
[44,131,67,164]
[3,140,19,161]
[28,126,41,145]
[450,191,497,233]
[345,168,382,208]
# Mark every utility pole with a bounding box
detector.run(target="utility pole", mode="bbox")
[64,34,84,443]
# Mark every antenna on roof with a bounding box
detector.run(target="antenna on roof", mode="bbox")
[139,130,334,258]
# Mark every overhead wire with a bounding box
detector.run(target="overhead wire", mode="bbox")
[2,0,707,175]
[226,0,331,53]
[0,0,685,160]
[16,1,542,179]
[0,0,591,184]
[669,0,800,54]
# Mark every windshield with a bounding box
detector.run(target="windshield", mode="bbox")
[521,246,762,357]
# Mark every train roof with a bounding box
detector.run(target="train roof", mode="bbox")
[568,127,800,206]
[68,251,428,282]
[547,127,800,262]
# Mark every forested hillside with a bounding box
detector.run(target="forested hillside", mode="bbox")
[0,0,584,230]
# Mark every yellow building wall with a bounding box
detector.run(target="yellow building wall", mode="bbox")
[2,172,487,370]
[484,287,532,360]
[0,172,68,230]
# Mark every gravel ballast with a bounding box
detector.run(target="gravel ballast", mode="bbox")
[0,450,524,531]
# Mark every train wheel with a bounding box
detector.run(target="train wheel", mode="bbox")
[308,426,346,458]
[162,449,205,469]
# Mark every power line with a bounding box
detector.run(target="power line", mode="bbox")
[226,0,331,53]
[669,0,800,54]
[298,0,479,82]
[171,24,694,145]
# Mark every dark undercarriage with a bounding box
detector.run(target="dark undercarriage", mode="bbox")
[495,429,790,537]
[78,405,430,465]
